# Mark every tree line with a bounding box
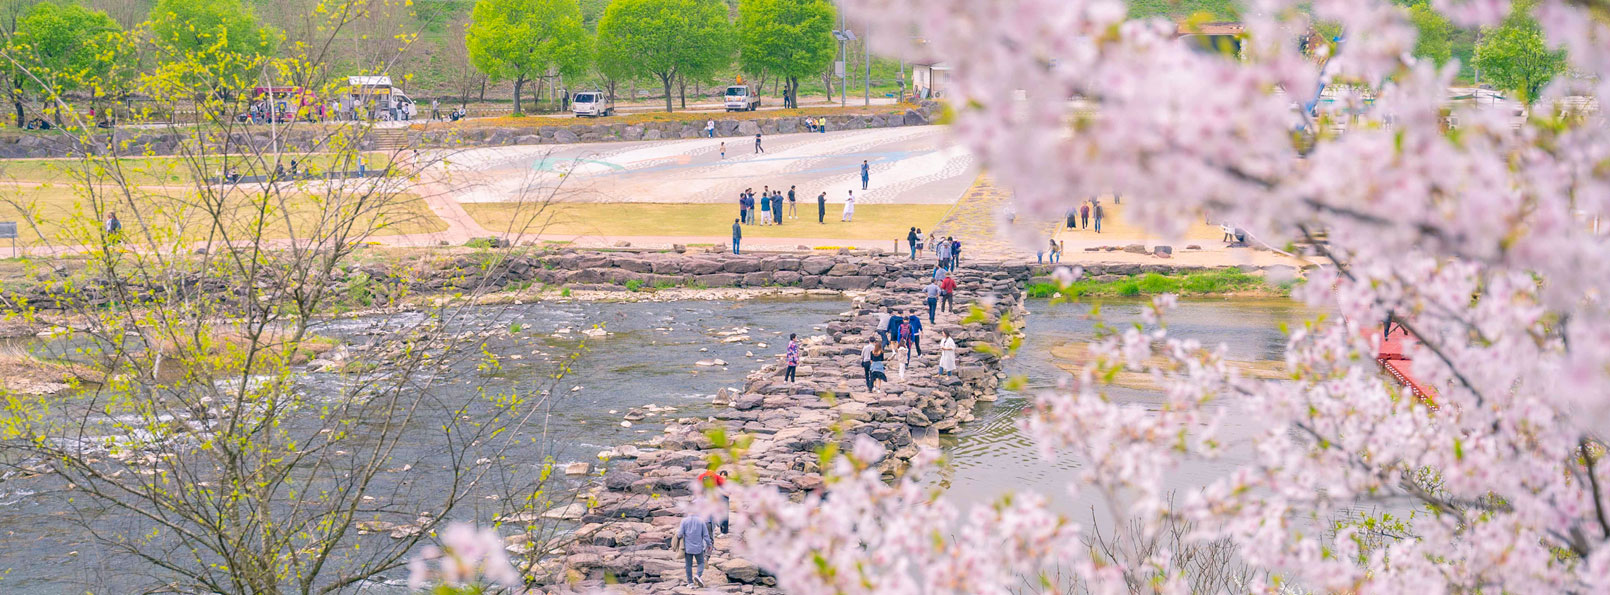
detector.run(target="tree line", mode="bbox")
[0,0,841,126]
[466,0,839,114]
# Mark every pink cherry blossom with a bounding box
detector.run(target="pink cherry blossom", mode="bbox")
[724,0,1610,592]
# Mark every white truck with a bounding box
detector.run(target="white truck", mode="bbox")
[724,85,760,112]
[572,91,615,117]
[347,75,417,121]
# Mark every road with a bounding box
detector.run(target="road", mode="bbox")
[435,126,977,207]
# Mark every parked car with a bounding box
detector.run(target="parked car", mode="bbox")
[724,85,760,112]
[573,91,614,117]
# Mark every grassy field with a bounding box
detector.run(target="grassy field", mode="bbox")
[0,153,398,185]
[0,185,445,244]
[1026,268,1282,299]
[463,202,952,242]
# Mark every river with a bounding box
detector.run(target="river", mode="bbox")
[0,296,1311,593]
[936,298,1314,523]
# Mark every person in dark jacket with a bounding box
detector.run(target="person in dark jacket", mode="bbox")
[817,192,827,223]
[771,192,784,227]
[906,313,923,357]
[731,218,742,254]
[907,227,919,259]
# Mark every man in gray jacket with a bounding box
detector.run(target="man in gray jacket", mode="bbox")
[677,513,716,587]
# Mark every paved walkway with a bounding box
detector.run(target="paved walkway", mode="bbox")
[436,127,976,206]
[929,173,1059,260]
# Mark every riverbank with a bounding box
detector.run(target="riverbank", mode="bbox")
[1026,267,1294,299]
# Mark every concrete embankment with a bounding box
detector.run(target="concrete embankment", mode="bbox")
[0,103,940,159]
[520,256,1031,592]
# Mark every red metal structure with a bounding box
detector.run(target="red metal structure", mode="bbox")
[1378,317,1437,408]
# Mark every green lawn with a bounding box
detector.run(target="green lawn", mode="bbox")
[0,185,446,244]
[0,152,398,185]
[464,202,952,242]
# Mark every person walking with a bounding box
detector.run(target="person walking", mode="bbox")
[951,238,963,267]
[105,211,122,239]
[907,312,924,357]
[924,279,941,323]
[907,227,920,259]
[887,311,905,352]
[817,192,827,223]
[720,141,726,160]
[771,192,784,227]
[1094,201,1105,233]
[675,513,715,588]
[731,218,742,255]
[431,98,441,121]
[696,469,731,534]
[787,186,797,219]
[937,237,952,270]
[1080,202,1090,229]
[940,272,957,314]
[938,330,958,376]
[861,337,876,389]
[841,191,855,222]
[1066,208,1076,229]
[754,132,764,153]
[897,316,914,364]
[868,343,888,391]
[860,159,870,190]
[874,308,892,345]
[895,342,910,380]
[783,333,800,382]
[705,120,716,138]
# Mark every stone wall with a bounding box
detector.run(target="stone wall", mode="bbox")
[409,102,941,148]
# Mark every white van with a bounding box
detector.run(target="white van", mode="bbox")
[724,85,760,111]
[573,91,614,117]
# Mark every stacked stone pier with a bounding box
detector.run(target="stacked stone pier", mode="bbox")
[529,255,1032,593]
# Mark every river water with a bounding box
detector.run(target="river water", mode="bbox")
[935,298,1314,523]
[0,297,849,594]
[0,296,1311,593]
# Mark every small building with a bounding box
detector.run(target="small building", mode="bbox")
[911,62,949,100]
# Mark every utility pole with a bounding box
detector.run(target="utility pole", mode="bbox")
[834,20,855,109]
[840,12,848,108]
[864,22,871,106]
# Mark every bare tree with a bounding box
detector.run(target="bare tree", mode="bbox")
[0,2,598,593]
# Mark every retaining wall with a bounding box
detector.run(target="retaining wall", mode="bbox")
[0,102,942,159]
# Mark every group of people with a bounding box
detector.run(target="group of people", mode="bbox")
[1066,199,1107,233]
[737,185,799,226]
[1039,238,1065,263]
[861,309,959,391]
[858,270,962,391]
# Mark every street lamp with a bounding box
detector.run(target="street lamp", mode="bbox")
[833,28,856,108]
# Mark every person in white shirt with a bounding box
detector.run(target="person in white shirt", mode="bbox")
[841,190,855,222]
[938,330,958,376]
